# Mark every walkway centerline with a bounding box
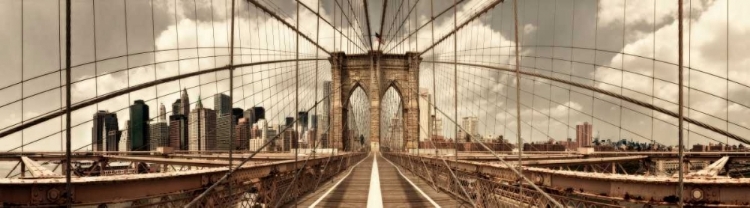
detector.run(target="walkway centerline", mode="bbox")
[366,154,383,207]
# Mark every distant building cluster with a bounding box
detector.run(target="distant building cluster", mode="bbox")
[91,88,330,152]
[692,143,747,152]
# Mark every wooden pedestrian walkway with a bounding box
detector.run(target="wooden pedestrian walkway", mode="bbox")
[293,153,464,207]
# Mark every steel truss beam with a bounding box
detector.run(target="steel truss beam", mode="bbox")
[0,153,365,206]
[387,153,750,206]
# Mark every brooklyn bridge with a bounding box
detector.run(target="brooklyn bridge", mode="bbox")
[1,0,749,207]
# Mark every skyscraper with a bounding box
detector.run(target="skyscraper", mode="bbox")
[243,109,257,125]
[129,100,150,151]
[169,115,188,150]
[119,122,130,152]
[321,81,332,143]
[298,111,309,131]
[216,113,235,150]
[281,128,298,151]
[252,107,265,122]
[158,103,167,123]
[149,103,169,150]
[285,117,294,128]
[576,122,593,148]
[180,88,190,117]
[214,93,231,116]
[232,108,243,123]
[106,130,120,151]
[149,122,169,150]
[189,97,217,151]
[418,88,432,142]
[310,114,318,129]
[461,116,479,142]
[92,111,119,152]
[172,99,181,116]
[236,118,250,150]
[432,115,443,138]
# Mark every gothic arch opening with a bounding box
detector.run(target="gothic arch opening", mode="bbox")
[343,84,369,151]
[380,85,405,152]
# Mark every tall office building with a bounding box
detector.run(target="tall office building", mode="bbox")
[298,112,309,131]
[432,115,443,138]
[180,88,190,117]
[321,81,332,143]
[243,109,257,125]
[216,113,235,150]
[149,103,169,150]
[104,130,121,151]
[250,124,261,140]
[418,88,432,142]
[235,118,250,150]
[576,122,593,148]
[389,117,403,149]
[252,107,265,122]
[281,128,298,151]
[119,122,130,152]
[285,117,294,128]
[172,99,181,116]
[189,97,217,151]
[214,93,231,116]
[92,111,119,152]
[169,115,188,150]
[129,100,150,151]
[149,122,169,150]
[232,108,243,123]
[461,116,479,141]
[310,115,318,129]
[158,103,167,122]
[249,138,265,152]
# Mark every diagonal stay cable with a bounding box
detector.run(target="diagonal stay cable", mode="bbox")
[185,83,344,207]
[404,85,565,208]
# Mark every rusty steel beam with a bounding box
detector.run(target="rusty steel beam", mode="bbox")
[419,0,504,55]
[103,155,245,167]
[0,153,364,206]
[0,59,323,139]
[19,157,61,179]
[426,60,750,146]
[391,153,750,205]
[510,155,647,167]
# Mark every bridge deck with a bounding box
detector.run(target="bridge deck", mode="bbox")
[294,154,464,207]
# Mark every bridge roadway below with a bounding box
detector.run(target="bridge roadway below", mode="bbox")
[293,153,465,208]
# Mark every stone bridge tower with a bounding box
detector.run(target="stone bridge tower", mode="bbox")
[330,51,421,152]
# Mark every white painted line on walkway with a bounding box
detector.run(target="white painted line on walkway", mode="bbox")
[308,153,370,208]
[366,154,383,208]
[381,154,442,208]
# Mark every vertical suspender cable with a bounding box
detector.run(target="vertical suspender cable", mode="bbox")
[512,0,523,199]
[453,0,458,164]
[64,0,72,206]
[431,0,436,156]
[313,0,320,159]
[294,1,300,207]
[677,0,685,207]
[228,0,236,201]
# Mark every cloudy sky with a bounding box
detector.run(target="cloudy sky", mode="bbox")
[0,0,748,155]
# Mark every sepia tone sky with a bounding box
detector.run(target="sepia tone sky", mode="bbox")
[0,0,749,154]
